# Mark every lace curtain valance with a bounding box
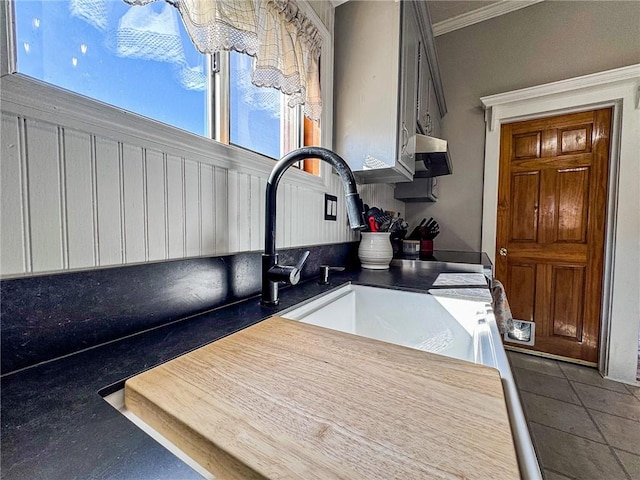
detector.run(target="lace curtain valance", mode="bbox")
[124,0,323,119]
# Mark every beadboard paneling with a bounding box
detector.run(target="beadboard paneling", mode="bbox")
[63,129,96,268]
[145,149,168,261]
[227,170,239,252]
[26,120,65,272]
[184,160,200,257]
[1,110,402,277]
[250,175,262,251]
[122,144,146,264]
[95,137,123,266]
[1,115,27,274]
[214,166,229,254]
[166,154,185,259]
[200,163,215,256]
[237,172,251,252]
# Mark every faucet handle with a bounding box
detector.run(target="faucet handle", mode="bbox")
[289,250,310,286]
[295,250,311,271]
[319,265,345,285]
[267,250,310,286]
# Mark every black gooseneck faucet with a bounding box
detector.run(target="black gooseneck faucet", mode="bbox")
[261,147,367,306]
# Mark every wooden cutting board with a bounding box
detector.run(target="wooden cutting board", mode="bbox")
[125,317,520,479]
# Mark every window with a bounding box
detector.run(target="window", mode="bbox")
[228,50,295,160]
[14,0,208,136]
[12,0,322,165]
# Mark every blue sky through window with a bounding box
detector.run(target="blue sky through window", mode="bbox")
[14,0,208,136]
[229,51,281,160]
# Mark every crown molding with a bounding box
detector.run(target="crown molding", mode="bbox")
[432,0,544,37]
[481,64,640,107]
[480,64,640,131]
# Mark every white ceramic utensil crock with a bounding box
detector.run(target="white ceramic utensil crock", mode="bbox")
[358,232,393,269]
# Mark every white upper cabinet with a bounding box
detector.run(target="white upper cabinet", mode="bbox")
[398,7,420,180]
[333,1,446,184]
[417,40,432,137]
[417,40,442,139]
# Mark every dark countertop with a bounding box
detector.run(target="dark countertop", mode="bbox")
[1,264,491,480]
[395,249,492,267]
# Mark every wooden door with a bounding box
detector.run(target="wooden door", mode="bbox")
[496,108,611,363]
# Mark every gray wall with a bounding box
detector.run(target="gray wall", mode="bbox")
[407,0,640,252]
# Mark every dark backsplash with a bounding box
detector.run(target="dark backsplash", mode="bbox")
[1,242,359,375]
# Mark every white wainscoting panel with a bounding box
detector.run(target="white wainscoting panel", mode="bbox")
[26,119,65,272]
[145,149,168,261]
[213,166,229,254]
[166,154,185,259]
[184,159,200,257]
[122,144,146,264]
[200,163,215,257]
[237,172,251,252]
[227,170,239,253]
[95,136,123,266]
[1,108,403,277]
[63,128,97,269]
[250,175,261,252]
[1,114,27,274]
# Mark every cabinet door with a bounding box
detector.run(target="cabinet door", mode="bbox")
[417,41,431,135]
[334,0,409,182]
[397,2,419,176]
[427,80,442,138]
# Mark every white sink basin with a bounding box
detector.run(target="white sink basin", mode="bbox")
[281,283,496,367]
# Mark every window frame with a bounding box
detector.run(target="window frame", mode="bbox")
[1,0,334,191]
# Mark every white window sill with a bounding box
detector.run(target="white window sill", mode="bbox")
[0,73,330,190]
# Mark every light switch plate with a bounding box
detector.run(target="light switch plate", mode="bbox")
[324,193,337,221]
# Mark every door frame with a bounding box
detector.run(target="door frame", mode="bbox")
[480,64,640,384]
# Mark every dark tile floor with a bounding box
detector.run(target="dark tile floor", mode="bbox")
[507,351,640,480]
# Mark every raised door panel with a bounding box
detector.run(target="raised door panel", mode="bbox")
[559,125,592,155]
[506,263,536,322]
[555,167,589,243]
[550,265,585,342]
[509,172,540,242]
[513,132,541,160]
